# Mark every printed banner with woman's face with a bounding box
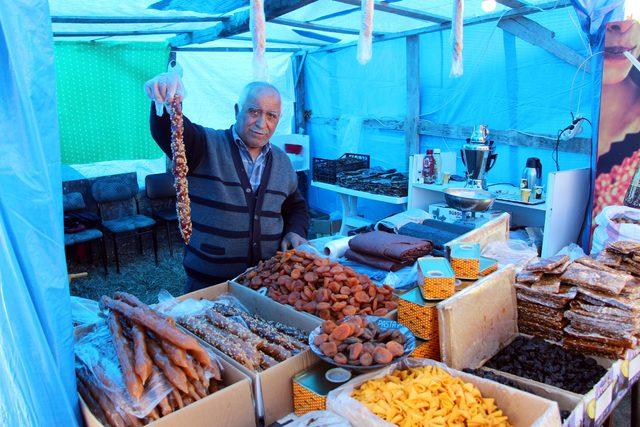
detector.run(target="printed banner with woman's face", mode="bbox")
[592,19,640,246]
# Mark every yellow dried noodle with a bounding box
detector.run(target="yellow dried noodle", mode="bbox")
[351,366,512,427]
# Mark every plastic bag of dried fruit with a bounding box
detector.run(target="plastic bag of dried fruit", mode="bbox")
[592,205,640,255]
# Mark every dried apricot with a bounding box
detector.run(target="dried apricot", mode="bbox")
[330,323,352,341]
[313,334,329,346]
[320,341,337,357]
[317,302,331,312]
[304,272,318,283]
[373,347,393,364]
[342,305,357,316]
[349,342,363,360]
[373,308,388,316]
[321,320,336,334]
[333,353,348,365]
[386,341,404,357]
[359,353,373,366]
[354,291,370,304]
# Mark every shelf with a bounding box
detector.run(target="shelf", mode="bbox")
[411,182,547,212]
[312,181,408,204]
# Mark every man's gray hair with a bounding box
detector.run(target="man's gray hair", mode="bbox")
[237,81,281,110]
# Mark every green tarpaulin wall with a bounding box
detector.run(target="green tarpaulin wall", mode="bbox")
[54,41,169,164]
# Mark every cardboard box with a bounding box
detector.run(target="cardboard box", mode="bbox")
[450,242,481,280]
[292,361,355,416]
[398,287,439,342]
[326,358,561,426]
[417,256,455,300]
[80,355,255,427]
[437,266,621,426]
[180,281,320,426]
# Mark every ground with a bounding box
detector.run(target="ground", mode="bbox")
[66,230,633,425]
[67,228,185,304]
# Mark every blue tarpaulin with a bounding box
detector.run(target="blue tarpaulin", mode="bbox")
[0,0,79,425]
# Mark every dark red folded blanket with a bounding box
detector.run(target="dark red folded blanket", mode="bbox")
[345,249,408,272]
[347,231,433,263]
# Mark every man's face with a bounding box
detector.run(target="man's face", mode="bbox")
[603,20,640,85]
[235,88,281,149]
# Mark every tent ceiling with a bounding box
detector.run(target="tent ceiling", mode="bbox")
[49,0,575,51]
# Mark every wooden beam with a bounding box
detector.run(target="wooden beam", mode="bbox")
[405,35,420,163]
[293,53,308,132]
[53,29,188,37]
[308,117,590,154]
[169,0,318,47]
[271,18,386,36]
[312,0,572,55]
[173,47,300,52]
[496,0,528,8]
[229,35,325,46]
[51,15,224,24]
[334,0,450,24]
[498,16,591,72]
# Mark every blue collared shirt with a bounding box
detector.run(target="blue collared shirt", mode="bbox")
[232,126,271,191]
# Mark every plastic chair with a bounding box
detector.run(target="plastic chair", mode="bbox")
[145,172,178,256]
[91,175,158,273]
[63,192,108,275]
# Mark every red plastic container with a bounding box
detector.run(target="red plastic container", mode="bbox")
[285,143,303,155]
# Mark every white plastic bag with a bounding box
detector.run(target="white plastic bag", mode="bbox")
[288,410,351,427]
[481,239,537,271]
[592,205,640,255]
[556,243,586,261]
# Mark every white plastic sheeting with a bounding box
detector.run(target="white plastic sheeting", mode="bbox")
[0,0,79,425]
[177,51,296,133]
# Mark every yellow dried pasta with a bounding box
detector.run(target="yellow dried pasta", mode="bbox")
[351,366,512,427]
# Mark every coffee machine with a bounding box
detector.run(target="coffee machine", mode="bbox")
[460,125,497,189]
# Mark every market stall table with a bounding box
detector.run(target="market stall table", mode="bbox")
[311,181,407,235]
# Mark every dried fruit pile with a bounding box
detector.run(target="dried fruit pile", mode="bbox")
[352,366,512,426]
[179,303,307,372]
[313,316,405,367]
[238,250,397,321]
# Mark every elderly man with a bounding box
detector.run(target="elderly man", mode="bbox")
[145,73,309,292]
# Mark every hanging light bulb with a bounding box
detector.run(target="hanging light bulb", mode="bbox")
[481,0,497,13]
[625,0,640,21]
